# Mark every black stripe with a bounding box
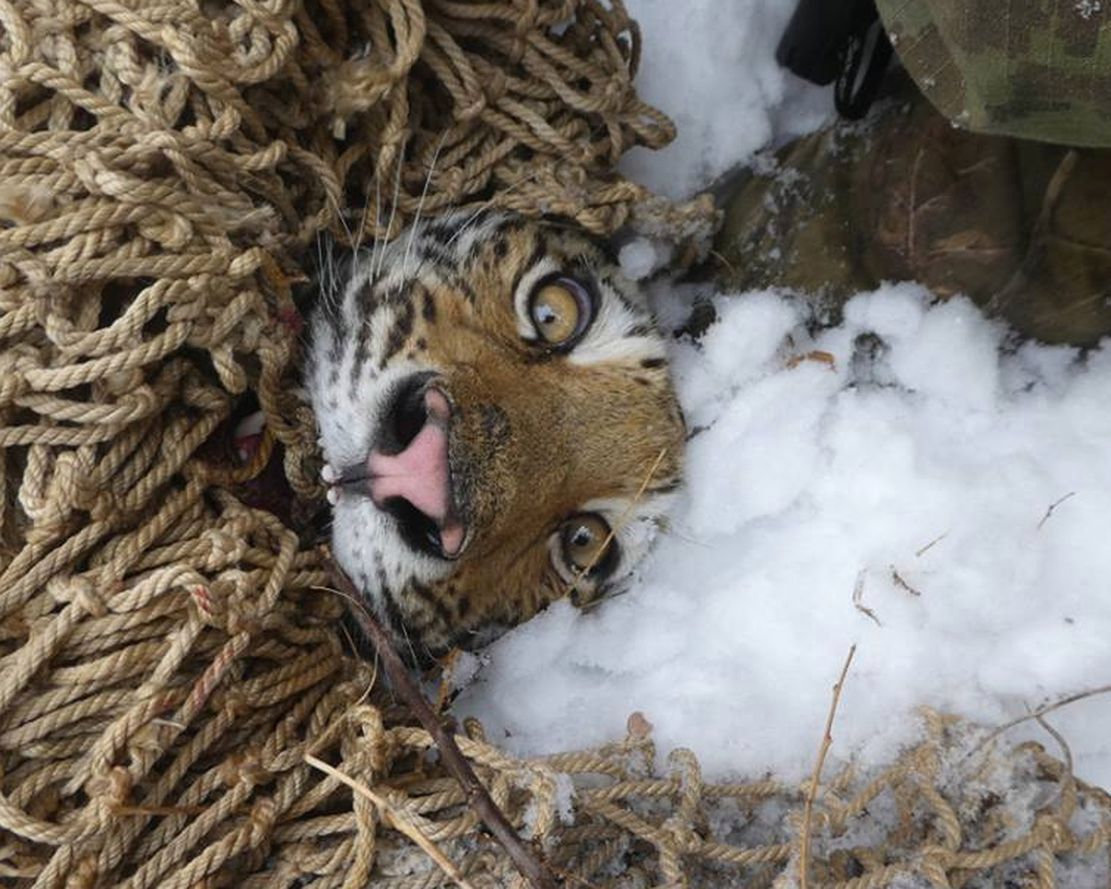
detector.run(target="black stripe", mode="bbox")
[420,219,462,247]
[420,285,437,321]
[417,240,456,268]
[595,271,640,315]
[509,234,549,305]
[449,273,477,305]
[408,579,454,630]
[354,279,377,326]
[327,330,344,366]
[350,325,372,386]
[460,212,519,261]
[375,571,410,641]
[379,299,415,369]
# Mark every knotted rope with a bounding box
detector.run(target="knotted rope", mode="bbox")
[0,1,1106,887]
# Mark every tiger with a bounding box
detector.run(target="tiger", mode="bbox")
[306,211,686,661]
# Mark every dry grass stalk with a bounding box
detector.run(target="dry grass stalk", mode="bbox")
[799,644,857,889]
[304,753,477,889]
[567,446,670,603]
[889,566,922,597]
[4,1,1111,886]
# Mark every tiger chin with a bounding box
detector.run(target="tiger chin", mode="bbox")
[305,211,685,662]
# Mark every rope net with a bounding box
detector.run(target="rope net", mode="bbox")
[0,0,1107,886]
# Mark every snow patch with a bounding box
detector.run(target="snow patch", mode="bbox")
[618,238,671,281]
[618,0,831,199]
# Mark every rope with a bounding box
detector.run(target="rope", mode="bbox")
[0,1,1106,887]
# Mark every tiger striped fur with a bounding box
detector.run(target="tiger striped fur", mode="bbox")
[307,212,685,659]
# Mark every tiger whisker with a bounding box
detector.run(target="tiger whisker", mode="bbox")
[329,481,372,495]
[397,612,421,672]
[332,189,356,243]
[313,230,328,309]
[374,150,406,281]
[444,163,559,251]
[443,164,550,249]
[403,132,448,277]
[323,463,381,487]
[367,159,385,288]
[338,175,376,304]
[582,585,631,613]
[320,185,362,317]
[351,170,374,257]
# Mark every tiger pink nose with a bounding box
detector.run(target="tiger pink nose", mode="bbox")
[368,388,465,556]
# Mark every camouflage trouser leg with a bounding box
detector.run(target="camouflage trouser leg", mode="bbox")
[713,75,1111,346]
[876,0,1111,148]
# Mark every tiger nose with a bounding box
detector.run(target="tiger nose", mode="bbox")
[367,374,467,557]
[368,386,451,521]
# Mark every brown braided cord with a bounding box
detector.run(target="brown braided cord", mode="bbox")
[0,0,1109,887]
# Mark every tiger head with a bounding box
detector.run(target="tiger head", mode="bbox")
[306,212,685,660]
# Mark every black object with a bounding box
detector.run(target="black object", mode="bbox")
[776,0,894,120]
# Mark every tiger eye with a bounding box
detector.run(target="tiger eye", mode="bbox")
[530,283,582,345]
[560,514,614,574]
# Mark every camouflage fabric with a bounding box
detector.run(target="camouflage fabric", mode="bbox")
[714,75,1111,346]
[876,0,1111,146]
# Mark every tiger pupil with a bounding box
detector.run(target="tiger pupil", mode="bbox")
[531,282,583,345]
[571,526,593,548]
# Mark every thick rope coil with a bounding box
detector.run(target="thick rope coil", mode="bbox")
[0,1,1106,887]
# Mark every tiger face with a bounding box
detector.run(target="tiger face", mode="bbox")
[306,212,685,659]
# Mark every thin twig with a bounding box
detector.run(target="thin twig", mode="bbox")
[799,644,857,889]
[969,683,1111,758]
[1035,715,1075,794]
[1035,714,1071,763]
[305,753,477,889]
[915,533,948,558]
[1037,491,1076,530]
[328,562,560,889]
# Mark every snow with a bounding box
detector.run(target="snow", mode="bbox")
[456,0,1111,791]
[617,238,669,281]
[618,0,831,198]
